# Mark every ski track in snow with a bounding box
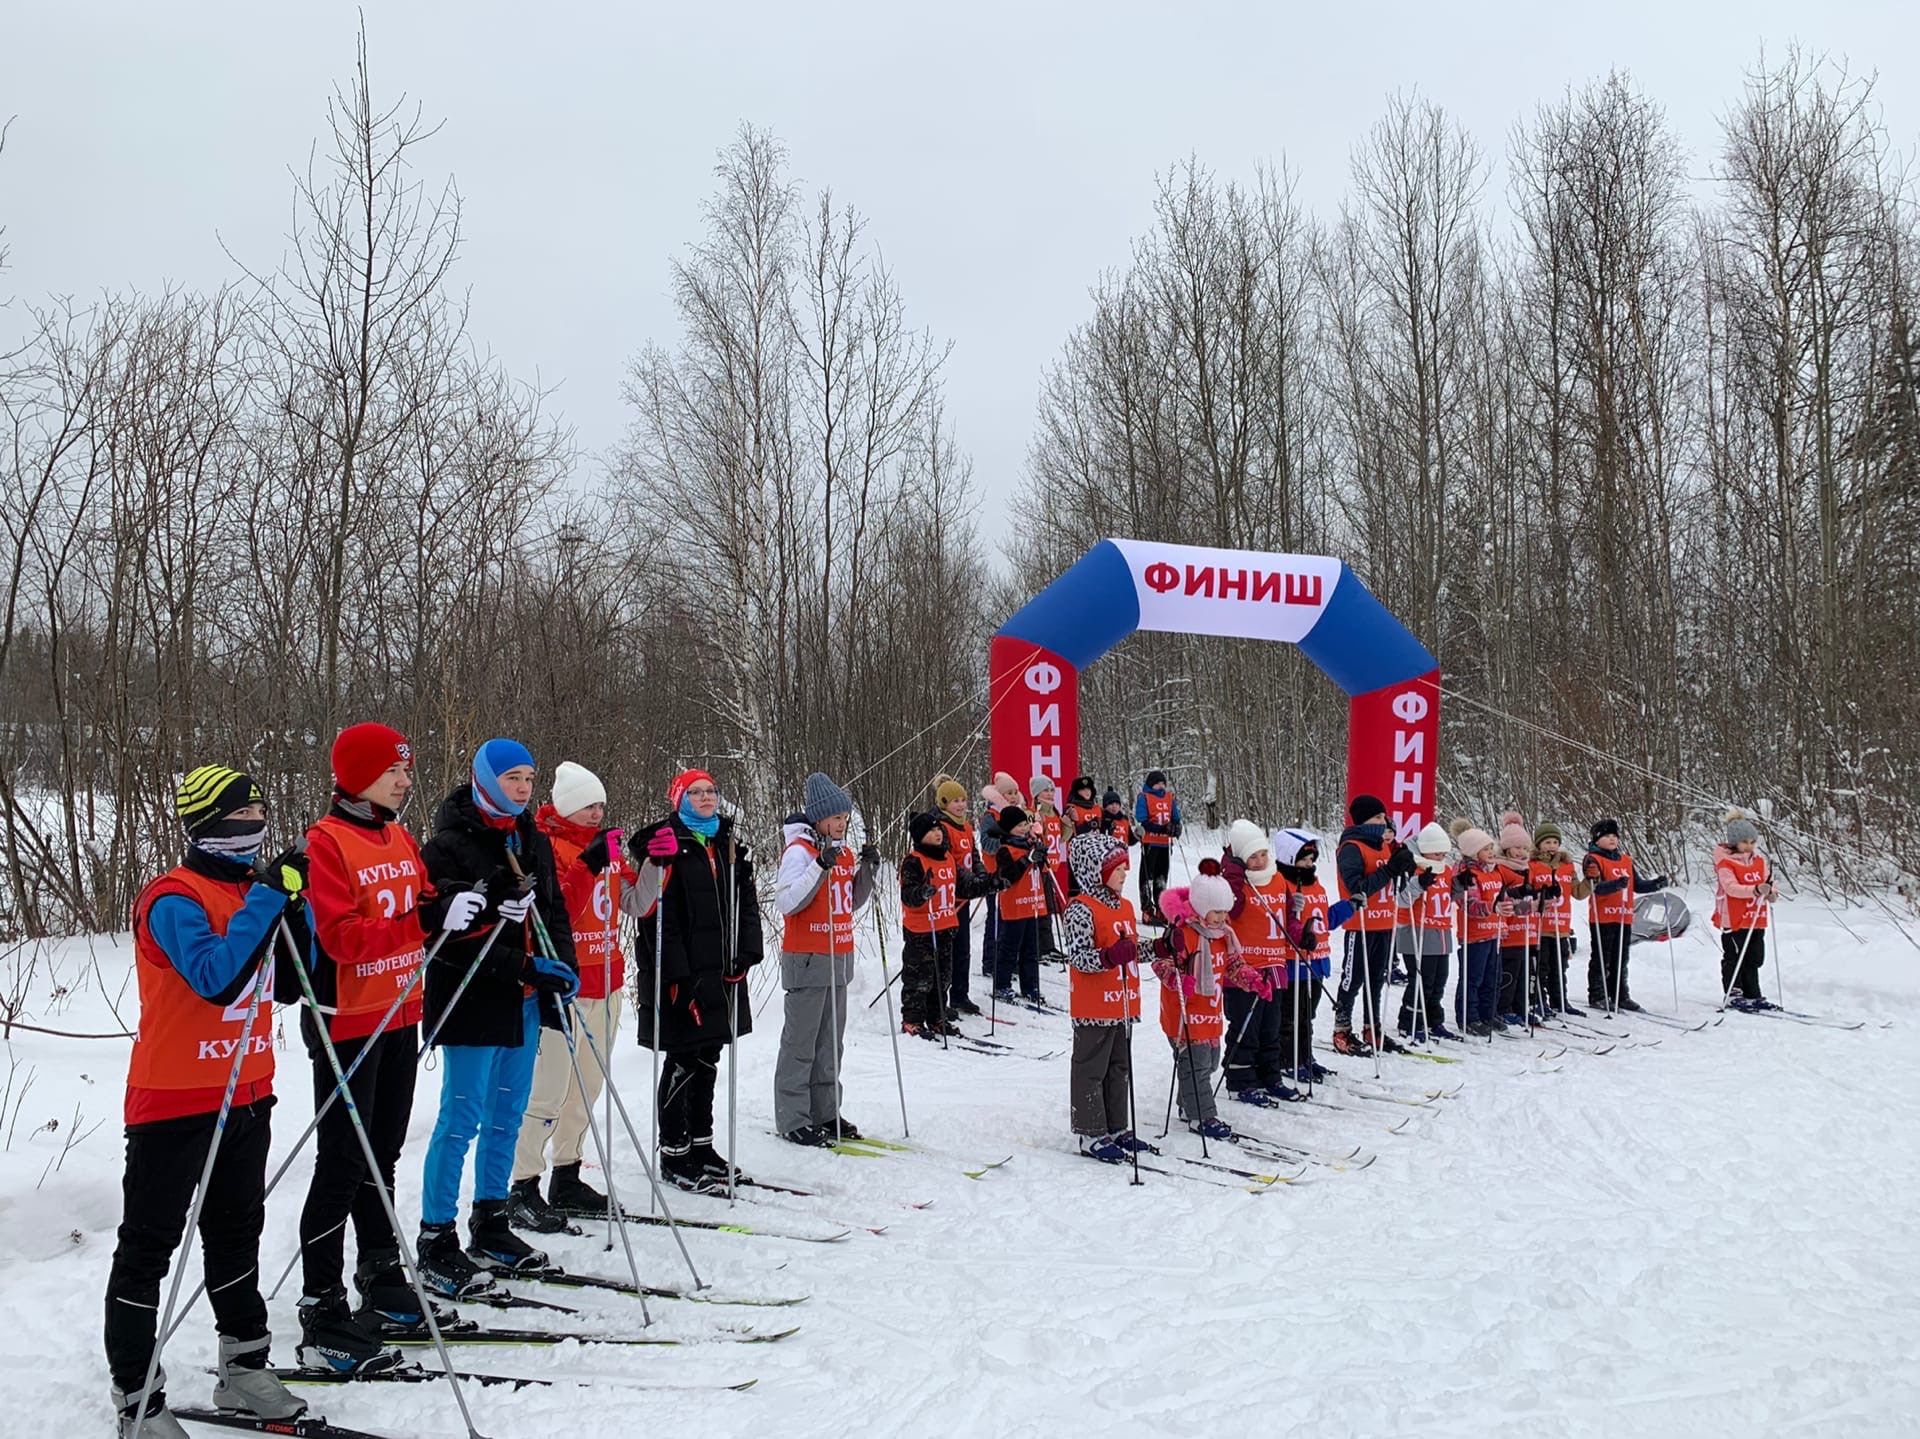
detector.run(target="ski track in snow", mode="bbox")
[2,849,1916,1439]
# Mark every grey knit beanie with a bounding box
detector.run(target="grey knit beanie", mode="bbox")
[804,772,852,826]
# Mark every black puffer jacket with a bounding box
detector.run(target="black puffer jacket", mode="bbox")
[420,786,576,1049]
[632,812,765,1053]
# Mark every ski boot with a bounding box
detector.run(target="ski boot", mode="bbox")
[547,1161,610,1217]
[1262,1082,1306,1103]
[689,1141,746,1188]
[1228,1087,1279,1108]
[660,1144,711,1191]
[1332,1028,1373,1058]
[1617,997,1643,1013]
[1082,1134,1127,1164]
[991,987,1017,1004]
[1560,1001,1587,1018]
[297,1287,404,1374]
[782,1123,832,1148]
[416,1221,496,1299]
[353,1249,449,1330]
[211,1334,305,1420]
[1367,1024,1407,1055]
[113,1368,190,1439]
[468,1198,549,1274]
[830,1116,863,1140]
[506,1175,572,1234]
[1193,1117,1234,1141]
[1113,1130,1159,1155]
[1498,1012,1525,1029]
[953,998,982,1017]
[1428,1023,1462,1041]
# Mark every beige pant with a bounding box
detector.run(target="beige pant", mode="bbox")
[511,993,621,1182]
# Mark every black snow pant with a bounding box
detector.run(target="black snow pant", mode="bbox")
[1536,935,1573,1009]
[953,900,978,997]
[657,1043,724,1152]
[1222,983,1287,1091]
[1721,929,1767,1001]
[1070,1022,1133,1137]
[105,1097,274,1390]
[1277,967,1324,1073]
[1335,929,1392,1032]
[1588,922,1632,1007]
[901,929,953,1027]
[1498,945,1532,1017]
[1138,844,1171,920]
[1397,948,1449,1033]
[299,1018,417,1298]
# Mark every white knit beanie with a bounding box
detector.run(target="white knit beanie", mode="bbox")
[1188,870,1236,916]
[1414,821,1452,870]
[1227,819,1270,864]
[552,761,607,817]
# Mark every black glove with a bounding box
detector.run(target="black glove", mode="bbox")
[1169,821,1183,839]
[579,829,614,875]
[1385,845,1418,880]
[1416,868,1438,891]
[816,838,843,870]
[255,847,309,903]
[859,842,880,868]
[1643,874,1668,891]
[1296,919,1320,954]
[1535,879,1561,901]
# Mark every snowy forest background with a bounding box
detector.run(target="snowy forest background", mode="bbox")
[3,38,1917,942]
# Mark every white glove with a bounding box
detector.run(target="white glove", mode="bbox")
[441,889,487,933]
[497,893,534,923]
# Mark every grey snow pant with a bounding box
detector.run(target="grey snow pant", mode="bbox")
[1170,1036,1220,1124]
[1071,1022,1133,1137]
[774,950,850,1134]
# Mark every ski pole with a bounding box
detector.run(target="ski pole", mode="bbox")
[724,837,741,1206]
[1123,995,1143,1187]
[554,998,653,1325]
[130,947,272,1439]
[603,829,622,1255]
[1178,953,1210,1156]
[1721,895,1771,1010]
[260,905,514,1305]
[271,917,485,1439]
[573,1016,705,1289]
[826,883,842,1151]
[649,839,665,1213]
[871,900,909,1136]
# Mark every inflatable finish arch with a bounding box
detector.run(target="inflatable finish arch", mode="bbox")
[989,540,1440,842]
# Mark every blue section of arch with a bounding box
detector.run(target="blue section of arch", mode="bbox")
[1298,562,1436,694]
[994,539,1139,669]
[993,547,1433,696]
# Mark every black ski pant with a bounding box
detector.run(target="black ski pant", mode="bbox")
[1498,945,1531,1017]
[1334,928,1392,1032]
[1397,948,1449,1033]
[1588,922,1632,1006]
[901,929,953,1027]
[299,1017,416,1298]
[1721,929,1767,1000]
[1138,844,1171,919]
[993,915,1041,996]
[1222,983,1287,1091]
[105,1097,274,1390]
[1536,935,1573,1009]
[1277,967,1323,1072]
[952,900,977,998]
[657,1043,724,1152]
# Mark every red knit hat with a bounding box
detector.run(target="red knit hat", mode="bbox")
[667,768,716,810]
[1099,844,1130,887]
[332,722,412,797]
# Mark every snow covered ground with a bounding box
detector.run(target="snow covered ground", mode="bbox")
[2,842,1916,1439]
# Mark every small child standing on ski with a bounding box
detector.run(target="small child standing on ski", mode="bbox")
[1220,820,1297,1105]
[1393,822,1457,1041]
[1495,814,1539,1026]
[899,811,1002,1037]
[1452,826,1505,1036]
[983,805,1049,1003]
[1713,811,1778,1010]
[1133,771,1181,921]
[1029,775,1069,955]
[1583,819,1669,1013]
[932,776,985,1005]
[1151,862,1249,1139]
[1531,823,1585,1018]
[1274,828,1345,1082]
[1065,832,1145,1162]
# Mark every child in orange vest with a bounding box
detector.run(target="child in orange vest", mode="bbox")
[1392,822,1458,1041]
[983,805,1050,1003]
[1451,826,1505,1035]
[1029,774,1069,955]
[1714,811,1778,1009]
[1065,775,1103,833]
[932,775,985,1005]
[1065,832,1145,1162]
[1583,819,1669,1013]
[1151,862,1255,1139]
[107,765,308,1436]
[515,761,645,1221]
[1530,822,1586,1017]
[1133,771,1181,921]
[1495,812,1543,1026]
[1275,827,1346,1082]
[899,810,1001,1037]
[773,772,880,1146]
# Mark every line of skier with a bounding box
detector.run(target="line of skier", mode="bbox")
[104,732,1781,1435]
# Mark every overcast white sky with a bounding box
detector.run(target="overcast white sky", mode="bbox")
[4,2,1915,532]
